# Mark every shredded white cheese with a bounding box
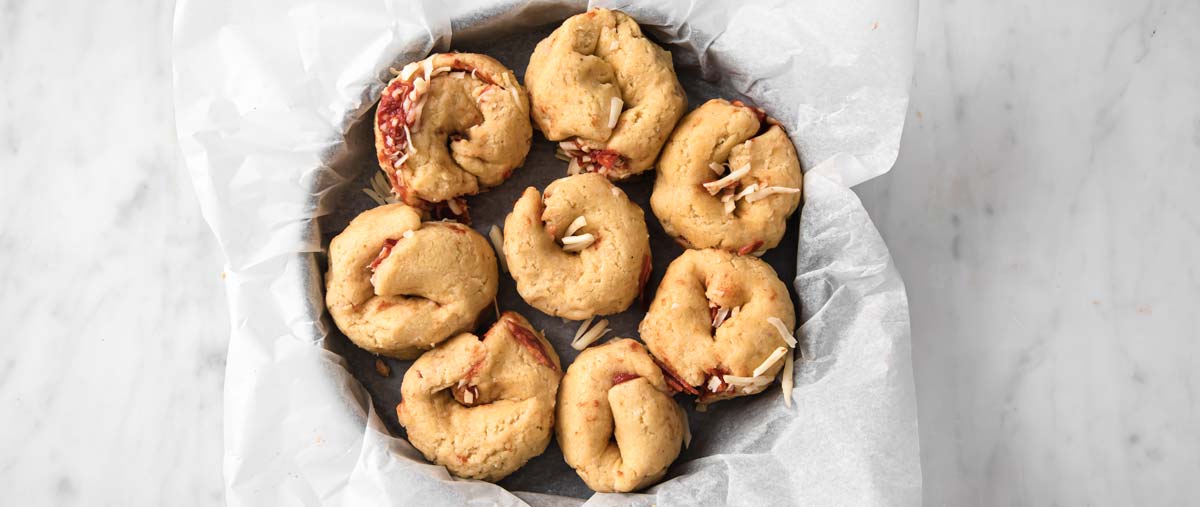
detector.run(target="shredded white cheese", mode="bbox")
[570,318,610,350]
[709,162,726,175]
[554,148,572,162]
[607,97,624,129]
[721,192,736,215]
[409,99,426,130]
[446,198,464,216]
[402,230,414,239]
[745,186,801,203]
[362,171,398,206]
[502,73,524,112]
[706,375,722,392]
[510,87,522,110]
[782,350,795,408]
[711,307,730,329]
[450,71,465,79]
[488,225,508,273]
[680,405,692,448]
[735,183,760,201]
[402,124,414,153]
[573,316,595,343]
[399,62,420,81]
[362,189,387,206]
[703,164,750,195]
[421,57,434,82]
[561,233,595,252]
[463,389,475,404]
[766,316,798,348]
[752,347,788,377]
[565,216,587,237]
[722,374,772,388]
[566,157,582,175]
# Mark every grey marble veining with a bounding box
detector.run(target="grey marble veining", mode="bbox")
[856,0,1200,504]
[1,0,1197,505]
[0,0,227,505]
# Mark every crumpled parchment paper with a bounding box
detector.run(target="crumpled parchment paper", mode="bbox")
[172,0,921,505]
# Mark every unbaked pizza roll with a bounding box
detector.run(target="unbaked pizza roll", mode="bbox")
[375,53,531,213]
[526,8,686,180]
[639,248,797,405]
[557,338,686,492]
[397,312,562,482]
[502,173,652,320]
[650,99,802,254]
[325,203,498,359]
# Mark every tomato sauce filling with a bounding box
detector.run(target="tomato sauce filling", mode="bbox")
[368,238,399,272]
[376,59,497,204]
[505,318,557,371]
[698,367,734,401]
[737,239,764,256]
[653,356,698,395]
[611,372,640,386]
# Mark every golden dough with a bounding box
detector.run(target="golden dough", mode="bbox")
[526,8,686,179]
[639,248,796,403]
[650,99,802,254]
[375,53,531,209]
[557,338,685,492]
[325,204,497,359]
[502,173,652,320]
[397,312,562,482]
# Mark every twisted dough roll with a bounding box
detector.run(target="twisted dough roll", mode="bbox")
[557,338,685,492]
[650,99,802,254]
[397,312,562,482]
[503,173,652,320]
[325,204,497,359]
[375,53,531,208]
[526,8,686,179]
[639,248,796,404]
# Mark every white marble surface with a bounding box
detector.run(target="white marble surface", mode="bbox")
[0,0,1197,505]
[856,0,1200,504]
[0,0,228,505]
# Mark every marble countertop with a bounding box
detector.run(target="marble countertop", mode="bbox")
[1,0,1196,505]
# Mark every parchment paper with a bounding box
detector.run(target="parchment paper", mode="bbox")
[172,1,921,505]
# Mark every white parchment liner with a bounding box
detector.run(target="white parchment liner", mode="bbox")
[173,0,921,505]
